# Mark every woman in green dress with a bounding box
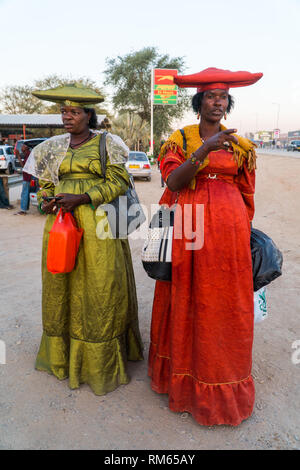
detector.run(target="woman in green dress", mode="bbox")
[25,84,143,395]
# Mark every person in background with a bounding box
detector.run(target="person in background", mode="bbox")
[0,178,14,210]
[158,157,164,188]
[15,143,31,215]
[158,140,165,188]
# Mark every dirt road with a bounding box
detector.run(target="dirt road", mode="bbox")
[0,152,299,450]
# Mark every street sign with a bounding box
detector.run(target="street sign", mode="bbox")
[274,129,280,139]
[153,69,178,105]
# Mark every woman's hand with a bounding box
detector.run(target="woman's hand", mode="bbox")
[41,192,59,215]
[55,193,91,213]
[201,128,239,153]
[167,129,239,192]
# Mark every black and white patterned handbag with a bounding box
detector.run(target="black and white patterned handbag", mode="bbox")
[141,129,185,279]
[141,205,176,281]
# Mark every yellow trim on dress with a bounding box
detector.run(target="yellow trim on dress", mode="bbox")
[152,347,250,386]
[173,372,251,387]
[160,124,257,189]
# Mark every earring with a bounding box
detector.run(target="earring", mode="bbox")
[197,112,200,120]
[224,112,227,120]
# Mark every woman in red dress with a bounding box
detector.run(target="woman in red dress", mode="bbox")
[148,68,263,426]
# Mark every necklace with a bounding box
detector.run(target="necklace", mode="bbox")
[70,131,92,148]
[198,127,205,144]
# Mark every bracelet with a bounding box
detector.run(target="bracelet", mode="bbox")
[39,202,46,215]
[189,153,201,166]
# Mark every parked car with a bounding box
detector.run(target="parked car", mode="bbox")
[287,140,300,152]
[14,138,47,169]
[0,145,16,174]
[126,151,151,181]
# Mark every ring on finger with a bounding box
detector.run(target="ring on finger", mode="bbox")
[224,142,230,147]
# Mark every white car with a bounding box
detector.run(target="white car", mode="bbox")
[126,151,152,181]
[0,145,15,174]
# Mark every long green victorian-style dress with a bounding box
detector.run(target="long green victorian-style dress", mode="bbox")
[36,134,143,395]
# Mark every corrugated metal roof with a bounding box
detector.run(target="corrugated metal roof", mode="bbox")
[0,114,106,128]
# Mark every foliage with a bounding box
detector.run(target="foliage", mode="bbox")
[0,85,44,114]
[104,47,190,148]
[111,112,150,151]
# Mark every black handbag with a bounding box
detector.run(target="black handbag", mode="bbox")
[99,132,146,238]
[251,228,283,291]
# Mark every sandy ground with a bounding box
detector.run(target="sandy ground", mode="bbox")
[0,152,299,450]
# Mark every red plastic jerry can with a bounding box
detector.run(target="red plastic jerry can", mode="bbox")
[47,209,84,274]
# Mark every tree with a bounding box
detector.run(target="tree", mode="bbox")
[111,112,150,151]
[104,47,190,150]
[0,85,44,114]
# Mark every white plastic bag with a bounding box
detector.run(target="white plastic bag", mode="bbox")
[254,287,268,323]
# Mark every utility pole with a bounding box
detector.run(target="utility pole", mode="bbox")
[150,69,154,156]
[272,102,280,130]
[272,102,280,144]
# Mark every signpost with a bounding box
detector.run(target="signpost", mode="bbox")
[154,69,178,105]
[150,69,178,155]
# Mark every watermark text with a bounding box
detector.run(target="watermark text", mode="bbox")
[0,340,6,365]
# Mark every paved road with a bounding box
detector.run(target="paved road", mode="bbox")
[257,148,300,159]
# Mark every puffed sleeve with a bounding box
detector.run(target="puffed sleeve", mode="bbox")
[37,179,55,205]
[158,150,186,206]
[235,161,256,221]
[160,149,185,182]
[86,133,130,208]
[85,163,129,208]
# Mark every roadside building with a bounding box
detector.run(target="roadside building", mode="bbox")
[288,130,300,142]
[0,114,109,145]
[0,113,109,205]
[250,130,299,148]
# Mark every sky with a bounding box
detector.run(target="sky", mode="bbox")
[0,0,299,135]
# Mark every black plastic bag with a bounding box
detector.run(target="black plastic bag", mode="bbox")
[251,228,283,291]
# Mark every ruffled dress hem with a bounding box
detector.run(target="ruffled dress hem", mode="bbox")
[148,344,255,427]
[35,327,143,396]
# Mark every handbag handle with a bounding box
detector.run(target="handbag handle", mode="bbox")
[99,131,134,190]
[99,131,108,182]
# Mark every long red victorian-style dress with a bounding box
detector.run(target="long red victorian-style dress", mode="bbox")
[148,124,256,426]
